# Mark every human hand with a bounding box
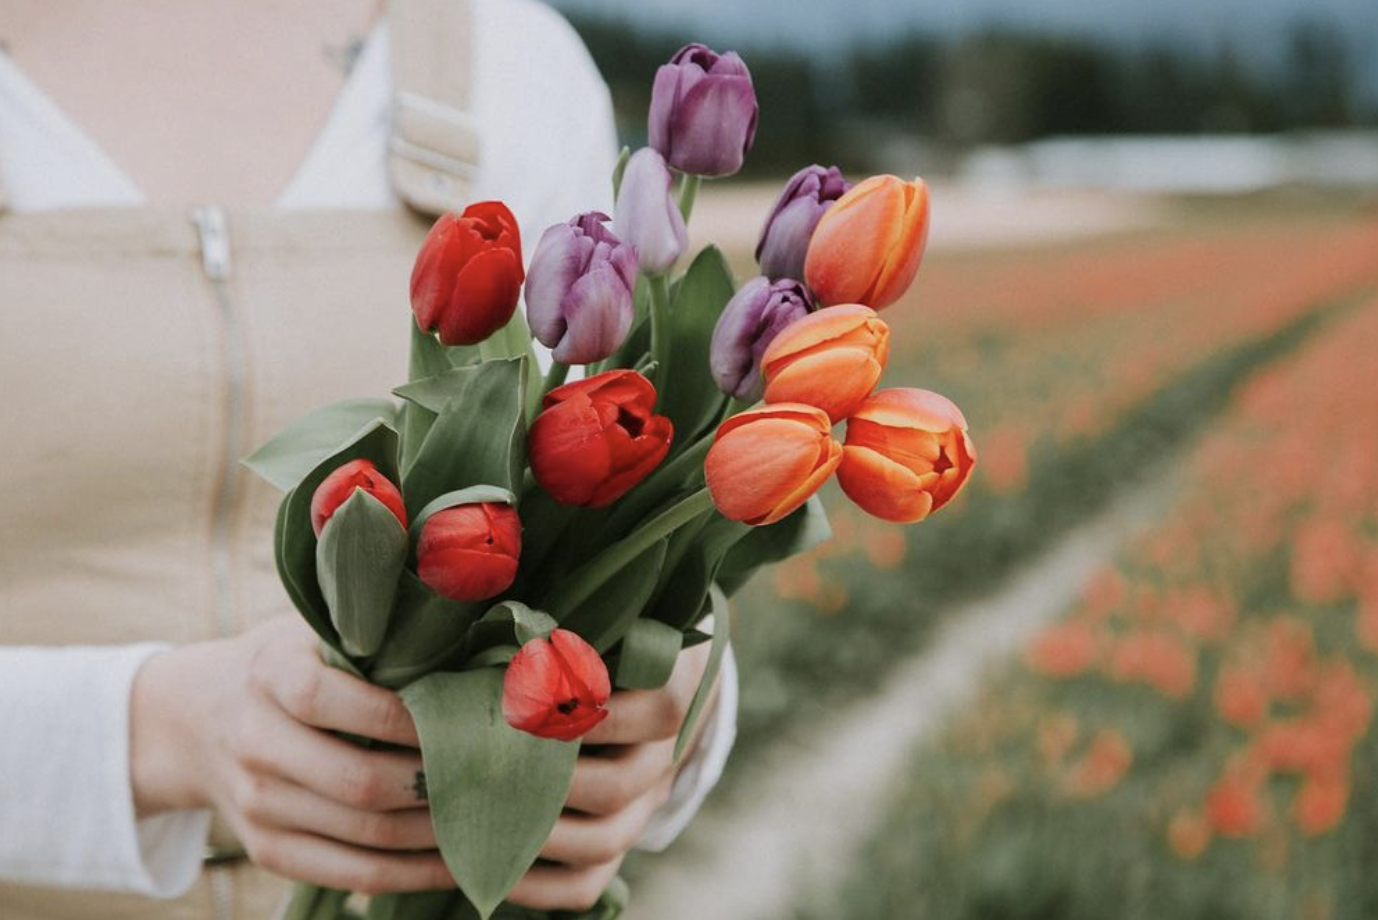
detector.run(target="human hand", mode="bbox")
[130,616,716,906]
[508,636,716,911]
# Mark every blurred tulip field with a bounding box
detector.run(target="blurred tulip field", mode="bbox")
[632,188,1378,920]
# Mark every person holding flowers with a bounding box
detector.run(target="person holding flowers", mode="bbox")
[0,2,742,918]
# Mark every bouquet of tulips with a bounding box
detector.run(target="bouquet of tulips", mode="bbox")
[243,42,975,920]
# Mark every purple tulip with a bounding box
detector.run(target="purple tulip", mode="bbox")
[756,165,852,282]
[710,276,815,402]
[649,44,759,178]
[526,212,638,365]
[614,148,688,275]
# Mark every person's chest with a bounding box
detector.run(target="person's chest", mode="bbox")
[0,0,383,207]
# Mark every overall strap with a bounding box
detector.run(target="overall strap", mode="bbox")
[387,0,480,216]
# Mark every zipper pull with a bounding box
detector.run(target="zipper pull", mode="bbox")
[191,205,233,281]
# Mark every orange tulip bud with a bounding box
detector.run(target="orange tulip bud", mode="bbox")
[761,304,889,423]
[837,388,975,524]
[804,175,930,311]
[705,403,842,526]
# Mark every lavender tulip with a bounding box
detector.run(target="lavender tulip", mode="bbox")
[526,212,638,365]
[614,148,688,275]
[710,276,815,402]
[756,165,851,282]
[649,43,759,178]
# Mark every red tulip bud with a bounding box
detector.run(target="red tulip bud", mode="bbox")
[529,370,674,508]
[503,629,611,741]
[416,503,522,602]
[410,201,525,346]
[310,459,407,537]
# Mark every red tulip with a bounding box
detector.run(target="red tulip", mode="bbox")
[529,370,674,508]
[503,629,611,741]
[310,459,407,537]
[837,388,976,523]
[410,201,524,346]
[416,503,522,602]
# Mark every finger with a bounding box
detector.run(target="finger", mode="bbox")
[238,776,437,851]
[246,712,427,812]
[507,857,623,912]
[565,738,675,816]
[539,783,665,867]
[583,643,711,745]
[249,828,453,895]
[265,652,419,748]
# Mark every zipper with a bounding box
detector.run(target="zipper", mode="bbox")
[193,204,241,920]
[193,204,242,642]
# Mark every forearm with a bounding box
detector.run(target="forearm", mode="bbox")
[0,644,212,896]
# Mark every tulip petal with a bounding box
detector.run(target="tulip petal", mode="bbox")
[764,348,882,423]
[440,247,523,346]
[525,223,586,348]
[850,387,968,433]
[871,179,930,309]
[706,418,828,524]
[758,435,843,525]
[805,177,906,306]
[553,260,635,365]
[529,398,613,506]
[837,444,935,524]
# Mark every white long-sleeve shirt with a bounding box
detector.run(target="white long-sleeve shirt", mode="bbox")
[0,0,736,897]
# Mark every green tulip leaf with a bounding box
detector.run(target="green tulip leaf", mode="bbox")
[314,490,408,659]
[614,618,682,690]
[367,571,482,690]
[650,515,750,630]
[242,398,398,493]
[717,494,832,596]
[674,584,731,762]
[500,602,557,646]
[401,669,579,920]
[401,358,528,517]
[660,246,736,447]
[365,890,463,920]
[611,146,631,202]
[466,644,519,669]
[278,419,401,655]
[558,538,668,652]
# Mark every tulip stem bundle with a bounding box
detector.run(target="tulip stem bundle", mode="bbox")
[242,35,978,920]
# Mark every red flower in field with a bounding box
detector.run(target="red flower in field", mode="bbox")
[1312,661,1372,740]
[411,202,525,346]
[1171,587,1234,642]
[528,370,673,508]
[1167,809,1212,861]
[1256,721,1349,776]
[1266,619,1317,701]
[1066,728,1133,798]
[502,629,611,742]
[1026,621,1099,679]
[1082,570,1128,620]
[309,459,407,537]
[1215,666,1269,727]
[1036,712,1080,766]
[1290,516,1359,605]
[978,423,1029,494]
[1205,770,1265,837]
[1293,771,1350,836]
[1107,630,1196,699]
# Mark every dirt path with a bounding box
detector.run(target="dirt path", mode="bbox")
[623,465,1180,920]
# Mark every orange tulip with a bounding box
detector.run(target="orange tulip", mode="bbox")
[804,175,930,310]
[761,304,889,423]
[705,404,842,526]
[837,388,975,524]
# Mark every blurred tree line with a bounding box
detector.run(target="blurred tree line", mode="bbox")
[564,13,1374,174]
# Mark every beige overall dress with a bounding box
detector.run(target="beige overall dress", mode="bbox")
[0,0,478,916]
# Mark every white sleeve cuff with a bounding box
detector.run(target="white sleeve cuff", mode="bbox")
[0,644,212,897]
[635,639,738,853]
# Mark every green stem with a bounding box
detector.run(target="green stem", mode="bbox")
[546,488,716,619]
[279,884,349,920]
[677,173,702,223]
[541,360,570,401]
[602,432,713,539]
[648,273,672,390]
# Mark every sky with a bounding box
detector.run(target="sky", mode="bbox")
[547,0,1378,93]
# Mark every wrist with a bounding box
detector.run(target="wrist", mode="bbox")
[129,644,216,816]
